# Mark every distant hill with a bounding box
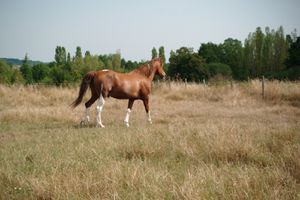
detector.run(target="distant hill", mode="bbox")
[0,58,45,66]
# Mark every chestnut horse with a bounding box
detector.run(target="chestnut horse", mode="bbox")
[71,58,166,127]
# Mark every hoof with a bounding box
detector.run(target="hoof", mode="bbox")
[125,122,129,127]
[96,123,105,128]
[80,120,87,127]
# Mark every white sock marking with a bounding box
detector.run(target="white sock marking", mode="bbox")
[96,95,105,128]
[124,108,131,127]
[81,107,90,124]
[147,111,152,124]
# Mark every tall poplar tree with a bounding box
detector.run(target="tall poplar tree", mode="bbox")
[20,54,33,84]
[72,46,84,80]
[243,26,288,77]
[158,46,166,64]
[54,46,66,65]
[152,47,158,59]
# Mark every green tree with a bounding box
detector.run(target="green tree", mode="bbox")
[243,33,254,78]
[67,52,71,63]
[97,59,105,70]
[83,53,99,74]
[50,65,66,85]
[55,46,67,65]
[221,38,245,80]
[244,27,264,76]
[106,59,113,69]
[262,27,273,72]
[20,54,33,84]
[169,47,208,81]
[99,54,114,69]
[71,46,84,81]
[158,46,167,74]
[159,46,166,64]
[286,37,300,68]
[273,26,288,72]
[121,58,126,70]
[11,68,24,84]
[64,52,72,72]
[124,60,139,70]
[285,36,300,80]
[0,59,13,84]
[112,52,121,70]
[75,46,82,58]
[85,51,91,57]
[32,63,50,82]
[152,47,158,59]
[243,26,288,78]
[198,42,222,63]
[254,27,264,76]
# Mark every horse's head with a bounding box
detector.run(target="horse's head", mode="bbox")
[152,58,166,79]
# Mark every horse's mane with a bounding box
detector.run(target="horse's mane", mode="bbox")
[130,58,162,77]
[132,62,151,77]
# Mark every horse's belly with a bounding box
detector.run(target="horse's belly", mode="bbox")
[109,89,139,99]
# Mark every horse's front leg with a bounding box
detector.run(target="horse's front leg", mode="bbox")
[142,97,152,124]
[124,99,134,127]
[96,94,105,128]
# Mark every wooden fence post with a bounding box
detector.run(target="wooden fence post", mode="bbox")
[262,76,265,99]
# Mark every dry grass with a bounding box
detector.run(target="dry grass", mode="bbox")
[0,80,299,199]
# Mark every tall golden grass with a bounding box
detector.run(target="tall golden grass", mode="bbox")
[0,80,299,199]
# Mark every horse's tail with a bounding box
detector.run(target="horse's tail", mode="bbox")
[71,72,95,108]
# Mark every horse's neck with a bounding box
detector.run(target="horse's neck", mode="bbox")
[148,66,156,81]
[132,64,156,81]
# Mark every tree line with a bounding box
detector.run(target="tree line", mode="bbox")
[169,26,299,82]
[0,26,299,85]
[0,47,144,85]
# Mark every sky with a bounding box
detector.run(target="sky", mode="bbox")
[0,0,300,62]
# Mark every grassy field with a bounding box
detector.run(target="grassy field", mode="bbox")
[0,80,299,199]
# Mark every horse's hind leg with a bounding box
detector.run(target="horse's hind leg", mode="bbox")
[96,94,105,128]
[81,94,98,126]
[142,97,152,124]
